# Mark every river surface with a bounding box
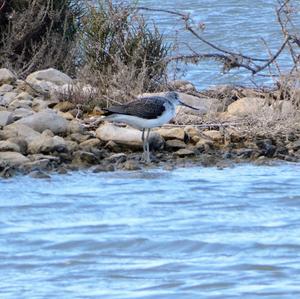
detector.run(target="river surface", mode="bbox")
[139,0,300,88]
[1,164,300,298]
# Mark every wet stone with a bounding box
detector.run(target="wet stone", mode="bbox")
[123,160,142,171]
[28,170,51,179]
[175,148,195,157]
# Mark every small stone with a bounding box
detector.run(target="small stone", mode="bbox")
[106,153,127,163]
[58,111,74,120]
[0,69,15,85]
[166,139,186,150]
[184,125,201,138]
[123,160,141,170]
[175,148,195,157]
[68,119,85,134]
[0,140,21,152]
[0,84,13,93]
[203,130,223,142]
[92,164,115,172]
[28,170,51,179]
[53,101,75,112]
[0,151,30,166]
[15,92,33,102]
[0,111,13,126]
[73,150,99,165]
[156,127,186,140]
[21,159,51,172]
[9,99,32,109]
[1,92,17,106]
[70,133,90,143]
[79,138,101,151]
[57,167,68,174]
[287,140,300,151]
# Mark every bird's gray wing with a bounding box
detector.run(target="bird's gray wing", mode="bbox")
[103,97,166,119]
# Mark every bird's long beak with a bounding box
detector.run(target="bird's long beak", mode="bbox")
[179,100,199,110]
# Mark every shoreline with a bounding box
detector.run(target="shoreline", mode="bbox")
[1,68,300,178]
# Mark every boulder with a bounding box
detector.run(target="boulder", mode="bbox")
[16,109,68,134]
[0,69,15,85]
[227,97,269,117]
[0,151,29,166]
[2,123,41,142]
[26,68,72,86]
[0,111,13,126]
[96,123,164,150]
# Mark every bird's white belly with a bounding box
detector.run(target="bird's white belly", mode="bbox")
[105,107,175,130]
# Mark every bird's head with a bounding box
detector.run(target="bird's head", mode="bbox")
[166,91,198,110]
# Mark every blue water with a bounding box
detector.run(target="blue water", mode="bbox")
[139,0,300,88]
[1,164,300,298]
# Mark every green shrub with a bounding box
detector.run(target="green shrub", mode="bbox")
[80,0,170,101]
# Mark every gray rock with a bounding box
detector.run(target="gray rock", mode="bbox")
[32,97,57,112]
[166,139,187,150]
[0,92,17,106]
[28,134,67,154]
[7,137,28,154]
[10,107,34,121]
[9,99,32,109]
[0,69,15,85]
[0,84,13,94]
[105,153,127,163]
[21,159,51,172]
[26,68,72,86]
[175,148,195,157]
[96,123,164,150]
[28,170,51,179]
[0,151,29,166]
[79,138,101,151]
[16,109,68,134]
[227,97,270,117]
[0,140,21,152]
[92,164,115,172]
[72,150,99,165]
[70,133,90,143]
[67,120,85,134]
[123,160,141,170]
[2,123,41,142]
[156,127,186,140]
[0,111,13,126]
[65,140,79,153]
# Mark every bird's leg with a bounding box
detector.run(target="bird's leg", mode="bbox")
[145,128,151,163]
[141,128,146,160]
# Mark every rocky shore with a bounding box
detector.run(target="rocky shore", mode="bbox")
[1,67,300,178]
